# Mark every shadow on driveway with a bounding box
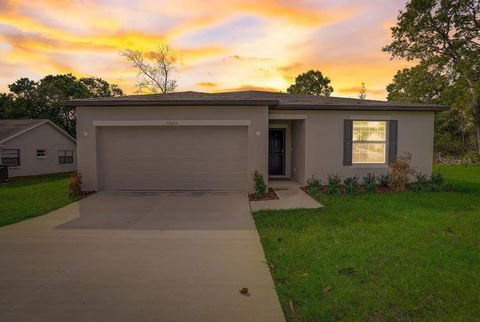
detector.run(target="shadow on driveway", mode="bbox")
[56,191,255,230]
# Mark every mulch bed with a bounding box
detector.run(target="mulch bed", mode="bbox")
[75,191,96,198]
[249,188,279,201]
[301,185,399,195]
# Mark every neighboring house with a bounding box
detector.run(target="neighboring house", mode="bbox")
[68,91,447,192]
[0,119,77,177]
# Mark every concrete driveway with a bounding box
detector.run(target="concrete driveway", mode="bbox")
[0,191,284,322]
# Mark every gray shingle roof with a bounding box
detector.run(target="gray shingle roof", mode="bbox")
[65,90,448,111]
[0,119,49,143]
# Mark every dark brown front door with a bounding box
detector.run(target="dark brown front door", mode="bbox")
[269,128,285,176]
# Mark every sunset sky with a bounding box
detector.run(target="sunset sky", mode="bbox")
[0,0,415,100]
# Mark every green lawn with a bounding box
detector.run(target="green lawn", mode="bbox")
[254,166,480,321]
[0,172,78,227]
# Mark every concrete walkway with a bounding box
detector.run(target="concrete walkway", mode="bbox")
[0,191,284,322]
[250,180,322,212]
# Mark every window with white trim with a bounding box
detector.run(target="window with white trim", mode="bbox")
[1,149,20,167]
[36,149,47,158]
[58,150,73,164]
[352,121,387,164]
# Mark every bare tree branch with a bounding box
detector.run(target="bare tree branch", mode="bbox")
[119,45,178,94]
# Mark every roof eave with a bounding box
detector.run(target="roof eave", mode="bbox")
[45,120,77,143]
[65,99,278,107]
[64,98,449,112]
[0,120,48,144]
[271,104,449,112]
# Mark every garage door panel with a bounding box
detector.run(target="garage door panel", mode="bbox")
[101,158,247,169]
[101,174,246,191]
[97,126,248,191]
[104,148,246,159]
[101,159,246,176]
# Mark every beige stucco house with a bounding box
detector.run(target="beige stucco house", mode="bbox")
[68,91,447,192]
[0,119,77,177]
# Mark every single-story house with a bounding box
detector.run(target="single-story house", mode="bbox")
[0,119,77,177]
[67,91,447,192]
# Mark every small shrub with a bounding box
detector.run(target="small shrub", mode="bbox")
[411,182,427,192]
[415,173,429,184]
[440,183,460,192]
[252,170,267,198]
[306,176,321,195]
[343,176,359,195]
[430,172,445,185]
[390,153,415,192]
[362,173,377,193]
[327,174,342,195]
[68,171,83,198]
[412,172,451,193]
[379,173,390,187]
[410,173,429,192]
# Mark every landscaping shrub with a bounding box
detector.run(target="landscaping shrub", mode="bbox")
[431,172,460,192]
[415,173,429,184]
[412,172,456,193]
[343,176,359,195]
[411,173,430,192]
[306,176,321,195]
[390,153,415,192]
[68,171,83,198]
[327,174,342,195]
[252,170,267,198]
[431,172,445,185]
[362,173,377,193]
[379,173,390,187]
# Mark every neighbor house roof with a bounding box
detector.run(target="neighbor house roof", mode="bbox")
[65,90,449,112]
[0,119,76,144]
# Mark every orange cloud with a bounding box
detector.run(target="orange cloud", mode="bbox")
[217,85,281,93]
[277,62,307,82]
[197,82,218,88]
[337,86,386,95]
[233,0,360,26]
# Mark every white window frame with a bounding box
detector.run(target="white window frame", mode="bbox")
[36,149,47,159]
[352,120,388,165]
[1,149,21,167]
[58,150,74,164]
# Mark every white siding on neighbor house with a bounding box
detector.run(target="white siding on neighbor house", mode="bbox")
[1,123,77,177]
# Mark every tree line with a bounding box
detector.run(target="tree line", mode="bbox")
[0,75,123,137]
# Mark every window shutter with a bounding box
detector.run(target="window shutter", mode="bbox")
[388,120,398,163]
[343,120,353,166]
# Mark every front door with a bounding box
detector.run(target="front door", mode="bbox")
[269,128,285,176]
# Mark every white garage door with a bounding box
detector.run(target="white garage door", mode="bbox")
[97,126,248,191]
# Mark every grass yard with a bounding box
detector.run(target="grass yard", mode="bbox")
[0,172,78,227]
[254,166,480,321]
